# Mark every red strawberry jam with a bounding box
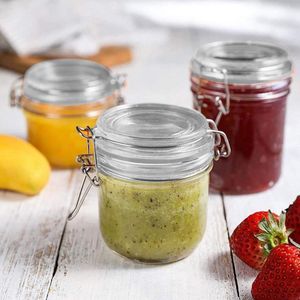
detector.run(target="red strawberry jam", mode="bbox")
[191,42,292,194]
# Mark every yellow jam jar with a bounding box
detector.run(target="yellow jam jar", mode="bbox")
[10,59,125,168]
[69,103,231,264]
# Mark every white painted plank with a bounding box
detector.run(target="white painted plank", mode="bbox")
[224,67,300,300]
[0,170,75,300]
[48,173,238,300]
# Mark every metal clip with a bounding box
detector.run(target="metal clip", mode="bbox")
[68,126,100,221]
[77,154,100,187]
[117,95,125,105]
[111,74,126,106]
[10,76,24,107]
[113,73,127,87]
[214,68,230,125]
[196,68,230,125]
[207,119,231,161]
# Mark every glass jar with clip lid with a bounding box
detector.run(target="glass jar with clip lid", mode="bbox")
[191,42,293,194]
[68,103,231,264]
[10,59,126,168]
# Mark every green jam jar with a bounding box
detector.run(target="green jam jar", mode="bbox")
[99,170,210,263]
[70,103,230,264]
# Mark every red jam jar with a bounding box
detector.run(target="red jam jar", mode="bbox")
[191,42,293,194]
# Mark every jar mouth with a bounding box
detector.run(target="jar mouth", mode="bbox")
[19,92,120,118]
[98,162,213,183]
[94,135,214,181]
[191,78,291,102]
[23,59,125,105]
[92,103,216,181]
[191,41,292,84]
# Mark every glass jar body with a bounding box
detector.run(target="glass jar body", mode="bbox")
[192,79,290,194]
[22,95,119,168]
[98,168,210,264]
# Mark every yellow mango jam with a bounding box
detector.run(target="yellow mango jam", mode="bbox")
[21,94,118,168]
[24,111,98,168]
[99,170,210,264]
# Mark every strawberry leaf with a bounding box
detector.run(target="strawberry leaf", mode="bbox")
[256,211,291,255]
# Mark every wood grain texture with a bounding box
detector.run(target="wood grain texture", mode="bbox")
[0,170,75,300]
[48,178,238,300]
[0,46,132,74]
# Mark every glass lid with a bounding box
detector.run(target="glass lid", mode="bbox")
[23,59,124,105]
[93,103,215,181]
[191,41,292,84]
[96,103,208,147]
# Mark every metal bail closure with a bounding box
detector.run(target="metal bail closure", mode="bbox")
[112,73,127,105]
[196,67,230,125]
[10,76,24,107]
[68,126,101,221]
[207,119,231,161]
[111,73,127,88]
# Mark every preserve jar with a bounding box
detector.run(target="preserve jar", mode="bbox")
[191,42,292,194]
[10,59,125,168]
[68,103,230,264]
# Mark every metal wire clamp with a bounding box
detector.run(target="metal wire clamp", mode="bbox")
[10,77,24,107]
[207,119,231,161]
[68,126,100,220]
[196,67,230,125]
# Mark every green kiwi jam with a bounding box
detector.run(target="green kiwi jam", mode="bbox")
[99,170,210,264]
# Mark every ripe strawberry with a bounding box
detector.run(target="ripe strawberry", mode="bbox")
[230,211,292,270]
[286,195,300,244]
[251,244,300,300]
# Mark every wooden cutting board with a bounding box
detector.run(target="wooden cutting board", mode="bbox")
[0,45,132,74]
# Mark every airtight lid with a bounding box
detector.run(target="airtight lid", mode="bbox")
[23,59,124,105]
[191,42,292,84]
[93,103,216,181]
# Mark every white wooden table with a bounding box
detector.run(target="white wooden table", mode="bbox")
[0,30,299,300]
